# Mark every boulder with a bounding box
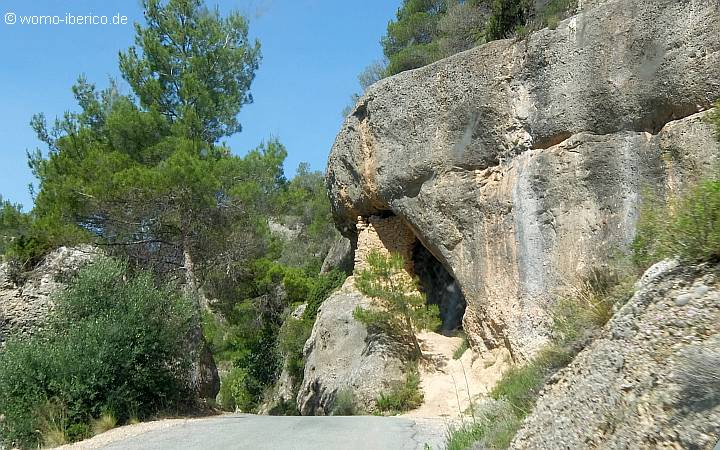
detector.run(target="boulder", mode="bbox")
[297,278,410,415]
[326,0,720,359]
[510,260,720,449]
[320,236,354,275]
[0,245,102,346]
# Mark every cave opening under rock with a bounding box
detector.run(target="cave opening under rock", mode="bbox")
[412,243,466,334]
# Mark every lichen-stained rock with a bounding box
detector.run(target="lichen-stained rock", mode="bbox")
[0,245,102,346]
[326,0,720,359]
[297,278,410,415]
[510,260,720,449]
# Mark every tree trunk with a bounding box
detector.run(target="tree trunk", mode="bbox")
[181,221,219,399]
[181,223,208,312]
[405,314,422,360]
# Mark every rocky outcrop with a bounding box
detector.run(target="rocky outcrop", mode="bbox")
[297,278,410,415]
[0,245,102,346]
[327,0,720,359]
[320,236,354,275]
[510,260,720,449]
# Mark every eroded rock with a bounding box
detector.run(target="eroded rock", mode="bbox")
[510,261,720,449]
[320,236,354,275]
[327,0,720,359]
[297,278,410,415]
[0,245,102,346]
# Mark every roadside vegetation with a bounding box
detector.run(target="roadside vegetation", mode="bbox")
[354,251,441,360]
[376,368,425,415]
[452,333,470,360]
[331,389,360,416]
[0,259,194,448]
[445,267,635,449]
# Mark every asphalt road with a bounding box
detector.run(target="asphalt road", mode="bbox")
[98,415,449,450]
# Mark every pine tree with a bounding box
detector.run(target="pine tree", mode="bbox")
[354,250,440,359]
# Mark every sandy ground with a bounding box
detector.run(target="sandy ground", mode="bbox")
[404,331,510,418]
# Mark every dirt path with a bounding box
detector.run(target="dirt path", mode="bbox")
[404,332,510,418]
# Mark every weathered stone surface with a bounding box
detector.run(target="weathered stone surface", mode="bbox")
[510,260,720,449]
[327,0,720,359]
[0,245,102,346]
[320,236,354,275]
[297,278,410,415]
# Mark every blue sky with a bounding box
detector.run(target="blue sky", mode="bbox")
[0,0,399,209]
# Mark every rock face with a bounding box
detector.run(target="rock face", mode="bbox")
[327,0,720,359]
[297,278,410,415]
[511,260,720,449]
[320,236,354,275]
[0,245,102,346]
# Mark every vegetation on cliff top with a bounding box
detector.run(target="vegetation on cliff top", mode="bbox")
[344,0,578,115]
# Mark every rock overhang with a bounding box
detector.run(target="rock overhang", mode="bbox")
[325,0,720,359]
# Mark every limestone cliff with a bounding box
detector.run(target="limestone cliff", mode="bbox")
[326,0,720,360]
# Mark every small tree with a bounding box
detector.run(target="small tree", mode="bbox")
[354,250,439,359]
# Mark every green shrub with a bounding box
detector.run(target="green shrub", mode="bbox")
[277,317,312,382]
[539,0,577,29]
[0,258,194,448]
[206,262,343,414]
[261,269,344,414]
[267,398,300,416]
[633,179,720,267]
[234,327,281,412]
[65,423,92,442]
[331,388,359,416]
[218,362,277,414]
[489,360,547,418]
[305,269,345,321]
[485,0,531,41]
[217,367,244,411]
[376,368,424,414]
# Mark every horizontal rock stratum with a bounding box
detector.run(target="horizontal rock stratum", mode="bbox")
[326,0,720,359]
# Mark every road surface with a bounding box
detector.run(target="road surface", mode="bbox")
[68,415,450,450]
